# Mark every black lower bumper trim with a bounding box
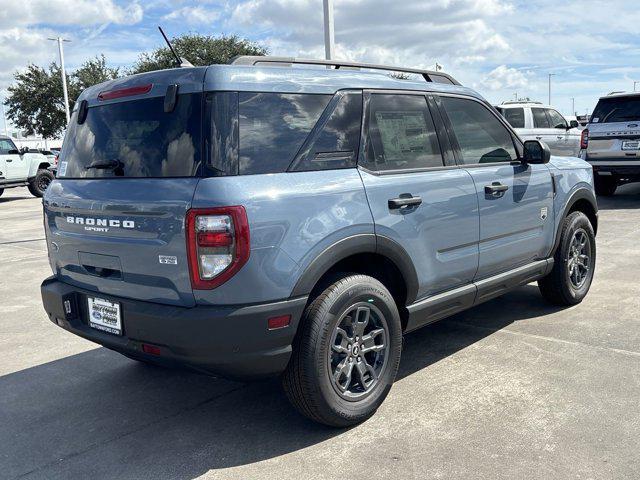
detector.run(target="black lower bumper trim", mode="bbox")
[41,276,308,379]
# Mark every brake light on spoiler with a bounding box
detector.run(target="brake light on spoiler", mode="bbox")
[186,207,250,290]
[98,84,153,101]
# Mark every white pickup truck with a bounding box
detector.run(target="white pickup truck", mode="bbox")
[495,102,582,157]
[0,136,55,198]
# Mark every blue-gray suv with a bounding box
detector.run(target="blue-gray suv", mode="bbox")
[40,57,598,427]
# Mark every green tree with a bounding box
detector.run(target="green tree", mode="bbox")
[131,34,268,74]
[5,55,119,139]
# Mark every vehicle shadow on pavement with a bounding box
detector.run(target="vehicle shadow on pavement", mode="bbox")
[597,183,640,210]
[2,285,564,479]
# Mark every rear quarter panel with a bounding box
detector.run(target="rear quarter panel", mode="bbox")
[191,170,373,305]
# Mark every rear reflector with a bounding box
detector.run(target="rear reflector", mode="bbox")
[98,84,153,101]
[268,315,291,330]
[142,344,161,356]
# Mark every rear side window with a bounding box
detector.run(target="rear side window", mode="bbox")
[591,96,640,123]
[363,94,443,171]
[500,108,525,129]
[532,108,551,128]
[289,91,362,172]
[59,94,202,178]
[440,96,517,165]
[239,93,331,175]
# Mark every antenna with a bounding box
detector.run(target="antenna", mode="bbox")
[158,26,193,68]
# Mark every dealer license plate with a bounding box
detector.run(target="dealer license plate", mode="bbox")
[87,297,122,335]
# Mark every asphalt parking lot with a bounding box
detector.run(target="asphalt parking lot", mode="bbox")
[2,185,640,480]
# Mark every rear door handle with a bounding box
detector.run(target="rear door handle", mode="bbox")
[484,182,509,196]
[388,195,422,210]
[5,159,12,162]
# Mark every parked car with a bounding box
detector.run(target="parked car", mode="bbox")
[579,92,640,195]
[40,57,598,427]
[565,116,586,131]
[0,136,55,197]
[495,101,582,156]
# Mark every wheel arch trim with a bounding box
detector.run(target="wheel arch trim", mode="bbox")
[552,187,598,255]
[290,234,419,304]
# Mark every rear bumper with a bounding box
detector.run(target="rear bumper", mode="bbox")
[41,276,307,379]
[587,160,640,178]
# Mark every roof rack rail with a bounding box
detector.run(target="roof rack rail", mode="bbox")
[501,100,542,105]
[230,56,461,86]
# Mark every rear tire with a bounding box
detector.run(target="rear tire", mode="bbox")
[28,169,54,197]
[282,274,402,427]
[594,176,617,196]
[538,211,596,306]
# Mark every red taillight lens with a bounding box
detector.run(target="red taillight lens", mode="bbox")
[186,206,250,290]
[98,84,152,101]
[54,155,59,166]
[580,129,589,149]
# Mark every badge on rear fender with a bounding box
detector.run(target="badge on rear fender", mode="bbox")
[159,255,178,265]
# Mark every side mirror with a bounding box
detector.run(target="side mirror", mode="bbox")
[20,147,29,155]
[569,120,579,129]
[523,140,551,164]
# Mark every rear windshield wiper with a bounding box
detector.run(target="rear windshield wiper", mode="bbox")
[86,159,122,170]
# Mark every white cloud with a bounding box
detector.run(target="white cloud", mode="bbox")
[162,6,221,25]
[0,0,143,27]
[482,65,529,91]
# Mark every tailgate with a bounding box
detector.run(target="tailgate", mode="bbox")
[44,179,199,307]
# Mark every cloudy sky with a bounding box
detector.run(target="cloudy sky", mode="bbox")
[1,0,640,123]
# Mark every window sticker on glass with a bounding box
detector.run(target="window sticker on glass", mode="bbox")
[374,111,427,162]
[58,161,68,177]
[593,118,599,123]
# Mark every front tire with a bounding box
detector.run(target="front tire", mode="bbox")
[538,211,596,306]
[28,169,54,197]
[594,176,617,196]
[283,274,402,427]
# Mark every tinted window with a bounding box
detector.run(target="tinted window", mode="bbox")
[239,93,331,175]
[290,91,362,172]
[532,108,551,128]
[364,94,443,171]
[500,108,525,129]
[0,138,17,154]
[207,92,239,176]
[440,97,517,164]
[591,96,640,123]
[546,109,567,128]
[60,94,202,178]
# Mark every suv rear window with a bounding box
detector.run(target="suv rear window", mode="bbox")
[59,94,202,178]
[592,96,640,123]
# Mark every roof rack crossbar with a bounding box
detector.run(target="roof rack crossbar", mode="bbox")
[230,56,461,86]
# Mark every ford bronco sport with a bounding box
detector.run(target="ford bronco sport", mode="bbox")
[41,57,598,427]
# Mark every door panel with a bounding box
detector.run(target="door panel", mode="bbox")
[5,153,29,180]
[466,163,555,277]
[360,168,479,298]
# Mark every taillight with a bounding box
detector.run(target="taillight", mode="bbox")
[186,207,250,289]
[580,129,589,150]
[54,154,59,166]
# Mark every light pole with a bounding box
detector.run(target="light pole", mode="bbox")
[322,0,335,61]
[0,95,8,136]
[548,73,556,105]
[48,36,71,124]
[571,97,575,116]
